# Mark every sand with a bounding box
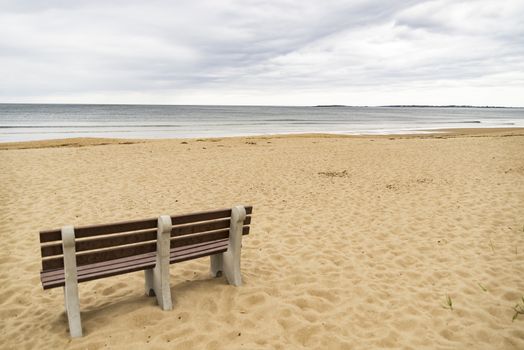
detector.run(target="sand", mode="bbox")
[0,129,523,349]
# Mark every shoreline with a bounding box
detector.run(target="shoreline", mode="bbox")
[1,127,523,150]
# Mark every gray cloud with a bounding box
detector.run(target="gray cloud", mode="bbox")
[0,0,522,105]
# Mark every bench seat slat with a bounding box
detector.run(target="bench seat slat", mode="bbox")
[41,251,157,280]
[42,258,156,287]
[41,238,230,280]
[42,260,156,290]
[41,239,230,289]
[169,239,228,264]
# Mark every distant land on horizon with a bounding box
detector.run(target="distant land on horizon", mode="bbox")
[314,104,517,108]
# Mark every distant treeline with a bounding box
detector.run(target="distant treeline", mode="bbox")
[314,105,349,107]
[381,105,511,108]
[314,105,515,108]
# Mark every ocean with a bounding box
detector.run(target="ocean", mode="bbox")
[1,104,523,142]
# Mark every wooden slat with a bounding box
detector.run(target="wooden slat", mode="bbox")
[172,218,229,237]
[39,205,253,243]
[41,228,158,257]
[42,241,157,270]
[74,219,158,239]
[41,239,230,289]
[172,229,229,247]
[42,260,155,289]
[171,247,228,265]
[40,205,253,273]
[41,257,62,271]
[39,218,157,243]
[41,237,228,282]
[41,258,151,286]
[41,254,156,285]
[40,245,60,258]
[171,216,250,237]
[39,229,62,243]
[41,238,229,283]
[171,206,252,225]
[171,238,230,253]
[170,239,228,263]
[73,261,155,286]
[171,226,250,248]
[41,224,251,272]
[74,241,157,267]
[41,251,157,279]
[40,216,251,258]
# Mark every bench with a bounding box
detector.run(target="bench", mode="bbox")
[39,205,253,337]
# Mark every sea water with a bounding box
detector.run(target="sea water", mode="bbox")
[1,104,523,142]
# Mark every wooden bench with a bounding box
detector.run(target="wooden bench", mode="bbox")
[39,205,253,337]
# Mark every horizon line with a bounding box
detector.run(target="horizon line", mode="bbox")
[0,102,522,109]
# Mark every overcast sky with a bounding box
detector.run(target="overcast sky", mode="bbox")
[1,0,523,106]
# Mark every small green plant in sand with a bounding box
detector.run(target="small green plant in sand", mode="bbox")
[512,296,524,322]
[477,283,487,292]
[442,295,453,311]
[318,170,349,178]
[489,239,495,253]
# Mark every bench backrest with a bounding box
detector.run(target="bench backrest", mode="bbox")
[40,206,253,272]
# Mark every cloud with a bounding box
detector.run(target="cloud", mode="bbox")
[0,0,522,105]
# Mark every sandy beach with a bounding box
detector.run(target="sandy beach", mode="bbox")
[0,129,523,349]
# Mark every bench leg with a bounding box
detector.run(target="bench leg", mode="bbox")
[144,269,155,296]
[63,285,82,338]
[152,258,172,310]
[210,253,223,277]
[223,206,246,286]
[61,225,83,337]
[149,215,173,310]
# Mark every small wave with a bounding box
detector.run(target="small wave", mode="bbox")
[0,124,181,129]
[0,130,166,135]
[260,118,306,122]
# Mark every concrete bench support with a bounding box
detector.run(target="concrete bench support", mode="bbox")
[210,253,223,277]
[144,215,173,310]
[210,205,246,286]
[61,225,82,338]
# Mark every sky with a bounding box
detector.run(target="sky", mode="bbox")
[1,0,523,106]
